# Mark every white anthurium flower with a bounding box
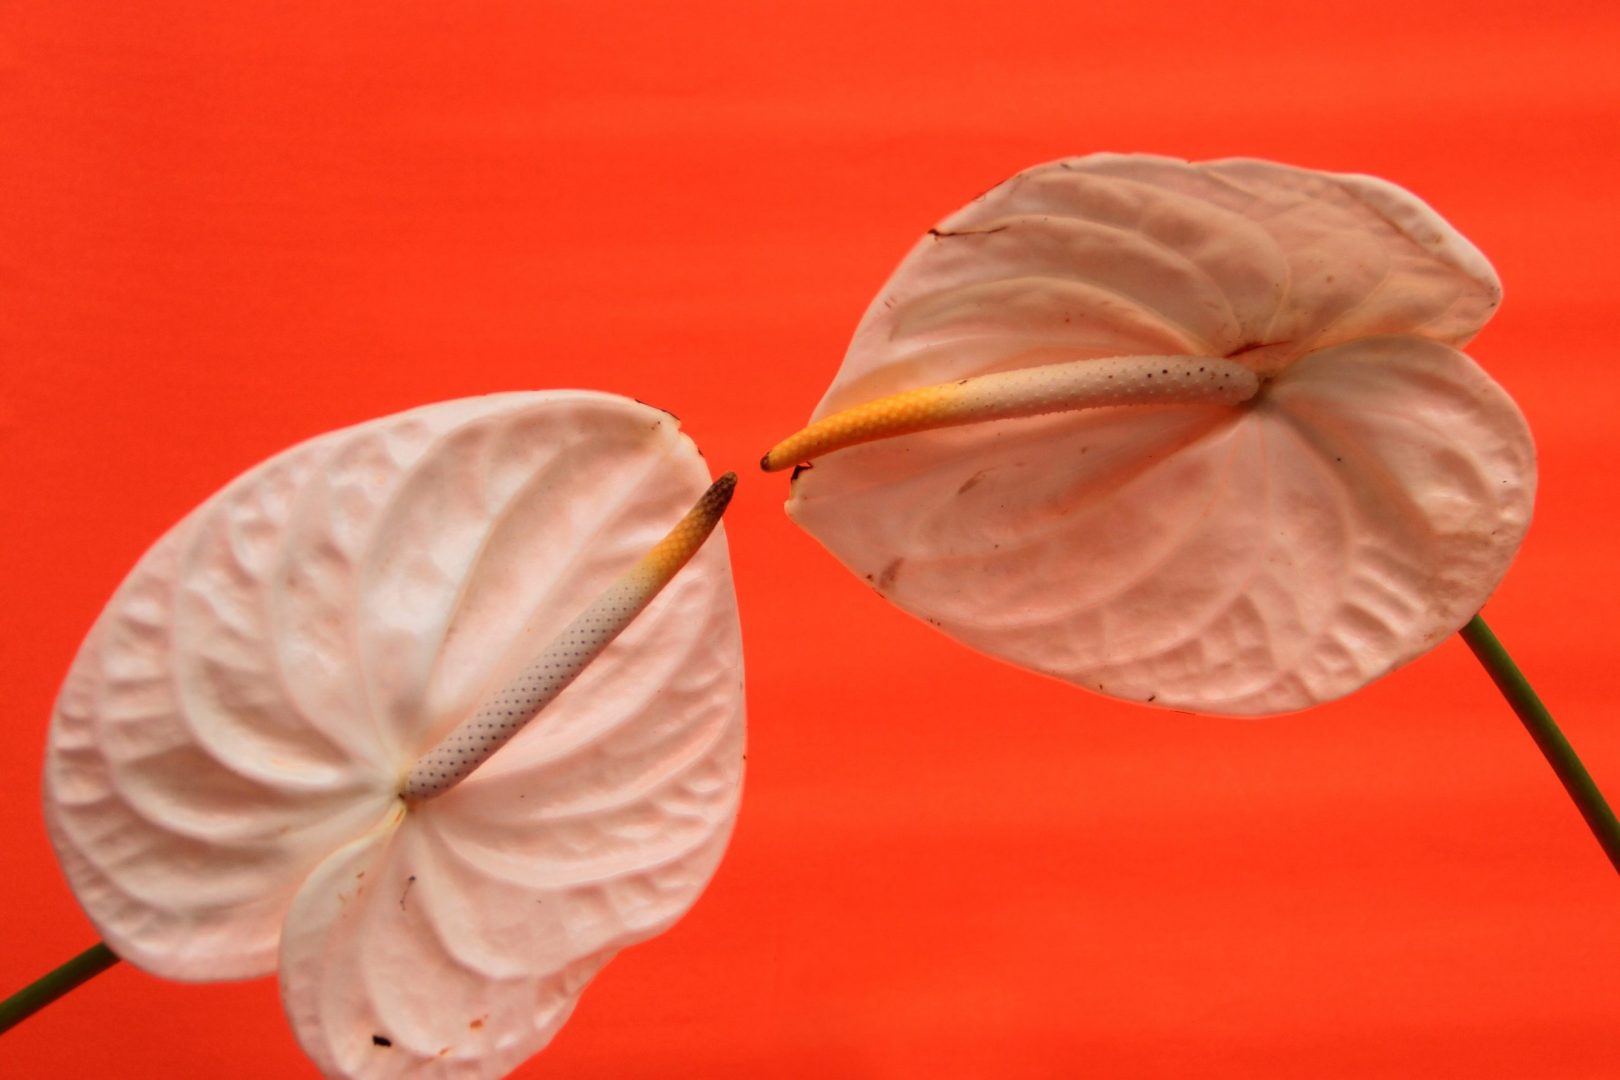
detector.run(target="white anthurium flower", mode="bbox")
[43,392,744,1078]
[765,153,1535,716]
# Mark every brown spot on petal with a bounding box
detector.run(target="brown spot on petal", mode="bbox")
[877,558,903,591]
[928,224,1009,239]
[957,469,989,496]
[631,397,680,423]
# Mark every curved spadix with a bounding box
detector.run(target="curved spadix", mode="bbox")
[404,473,737,800]
[762,355,1258,472]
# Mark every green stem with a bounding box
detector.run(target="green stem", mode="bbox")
[0,942,119,1035]
[1460,614,1620,874]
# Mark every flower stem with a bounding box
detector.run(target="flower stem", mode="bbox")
[0,942,119,1035]
[1460,614,1620,874]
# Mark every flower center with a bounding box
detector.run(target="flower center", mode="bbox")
[760,355,1259,473]
[400,473,736,802]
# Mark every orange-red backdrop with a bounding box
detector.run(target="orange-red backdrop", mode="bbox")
[5,2,1619,1076]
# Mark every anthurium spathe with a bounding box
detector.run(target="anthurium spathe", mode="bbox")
[765,154,1535,716]
[42,392,745,1078]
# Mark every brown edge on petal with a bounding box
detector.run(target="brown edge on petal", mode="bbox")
[631,397,681,423]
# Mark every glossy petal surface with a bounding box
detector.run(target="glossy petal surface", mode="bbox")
[789,157,1534,715]
[44,392,744,994]
[282,549,743,1078]
[820,154,1501,412]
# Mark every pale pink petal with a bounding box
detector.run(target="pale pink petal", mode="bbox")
[44,430,397,981]
[788,337,1533,714]
[356,395,719,769]
[820,154,1499,414]
[280,554,743,1080]
[43,391,726,980]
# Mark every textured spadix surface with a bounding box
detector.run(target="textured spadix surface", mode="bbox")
[43,392,744,1077]
[787,154,1535,715]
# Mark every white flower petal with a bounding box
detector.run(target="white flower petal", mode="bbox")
[44,430,399,981]
[820,154,1500,414]
[787,337,1533,714]
[279,819,605,1080]
[361,397,720,769]
[281,589,743,1080]
[43,391,737,983]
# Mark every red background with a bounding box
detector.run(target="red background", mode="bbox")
[4,2,1619,1076]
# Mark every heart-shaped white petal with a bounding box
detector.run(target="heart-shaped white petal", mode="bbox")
[784,156,1533,715]
[44,391,744,1013]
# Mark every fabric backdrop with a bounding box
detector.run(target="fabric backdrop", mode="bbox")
[4,2,1617,1076]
